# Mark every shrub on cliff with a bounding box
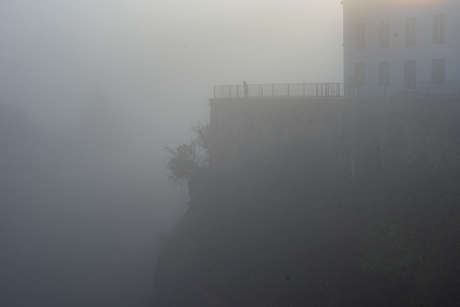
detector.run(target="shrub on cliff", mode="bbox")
[164,122,210,183]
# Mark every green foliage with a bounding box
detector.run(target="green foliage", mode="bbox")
[360,171,460,305]
[164,122,210,183]
[361,211,425,299]
[164,142,200,183]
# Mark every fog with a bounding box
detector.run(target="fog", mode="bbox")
[0,1,342,306]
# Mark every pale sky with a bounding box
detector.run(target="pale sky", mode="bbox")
[0,1,344,306]
[0,0,343,137]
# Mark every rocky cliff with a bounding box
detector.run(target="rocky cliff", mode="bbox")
[210,98,460,180]
[150,98,460,306]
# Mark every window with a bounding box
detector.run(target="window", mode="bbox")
[433,14,445,44]
[356,23,365,49]
[404,60,416,89]
[378,62,390,86]
[405,17,416,46]
[354,63,365,86]
[379,20,390,48]
[431,59,445,85]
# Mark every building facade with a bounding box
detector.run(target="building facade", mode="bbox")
[342,0,460,97]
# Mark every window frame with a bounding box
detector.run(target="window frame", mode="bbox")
[433,14,445,44]
[431,59,445,85]
[378,61,390,86]
[356,23,365,50]
[405,17,416,46]
[404,60,416,89]
[379,20,390,48]
[354,62,366,86]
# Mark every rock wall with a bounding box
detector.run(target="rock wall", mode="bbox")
[210,97,460,181]
[150,97,460,307]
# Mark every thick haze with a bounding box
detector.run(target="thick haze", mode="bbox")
[0,1,342,306]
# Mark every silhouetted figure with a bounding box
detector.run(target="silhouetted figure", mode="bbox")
[243,81,249,98]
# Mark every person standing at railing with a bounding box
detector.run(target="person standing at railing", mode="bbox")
[243,81,249,98]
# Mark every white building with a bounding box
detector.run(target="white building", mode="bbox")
[342,0,460,97]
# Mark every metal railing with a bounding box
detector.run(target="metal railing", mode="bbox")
[346,81,460,99]
[213,81,460,99]
[213,83,341,99]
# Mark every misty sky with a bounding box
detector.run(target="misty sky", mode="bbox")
[0,0,342,136]
[0,1,343,306]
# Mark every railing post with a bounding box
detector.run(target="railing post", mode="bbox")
[316,83,318,98]
[229,85,232,98]
[303,83,306,97]
[214,85,216,99]
[287,84,289,98]
[272,84,275,97]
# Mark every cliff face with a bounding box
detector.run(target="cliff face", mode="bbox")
[150,99,460,306]
[210,98,460,181]
[152,166,362,306]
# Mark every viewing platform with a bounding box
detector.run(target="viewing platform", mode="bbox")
[213,81,460,100]
[214,83,341,99]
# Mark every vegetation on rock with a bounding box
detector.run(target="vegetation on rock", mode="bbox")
[155,125,460,307]
[163,122,210,183]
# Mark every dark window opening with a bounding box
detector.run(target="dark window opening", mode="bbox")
[404,60,416,89]
[356,23,365,49]
[433,14,445,44]
[405,17,416,46]
[431,59,445,85]
[354,63,365,86]
[379,20,390,48]
[378,62,390,86]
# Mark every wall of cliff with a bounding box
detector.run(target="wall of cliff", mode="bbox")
[210,98,460,181]
[149,98,460,306]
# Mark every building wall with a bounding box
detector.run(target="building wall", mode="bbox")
[210,97,460,181]
[342,0,460,92]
